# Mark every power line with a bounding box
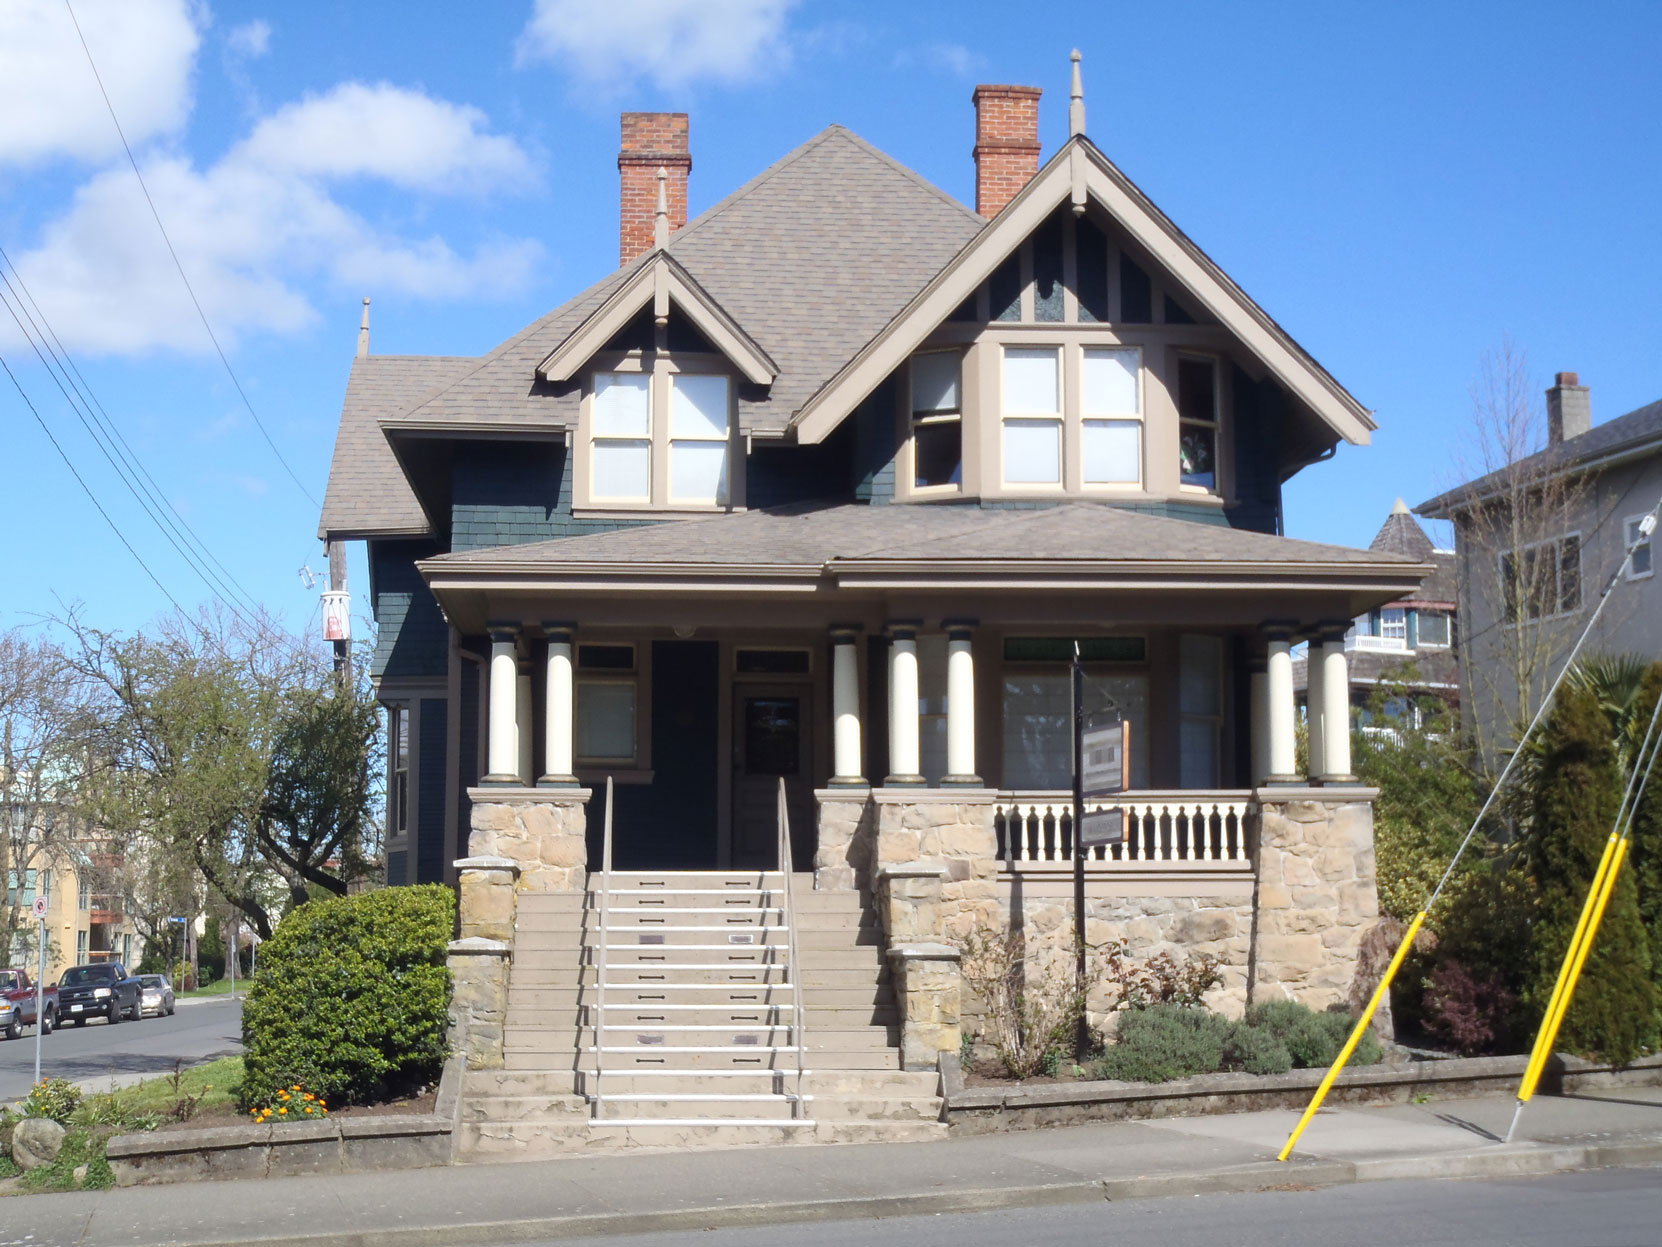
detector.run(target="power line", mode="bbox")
[62,0,320,509]
[0,252,261,622]
[0,348,184,615]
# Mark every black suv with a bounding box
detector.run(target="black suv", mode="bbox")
[57,962,142,1026]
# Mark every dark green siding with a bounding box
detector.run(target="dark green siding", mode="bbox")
[1226,367,1285,535]
[416,697,448,884]
[451,441,657,552]
[370,539,448,680]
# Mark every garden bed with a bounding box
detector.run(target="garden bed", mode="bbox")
[941,1050,1662,1133]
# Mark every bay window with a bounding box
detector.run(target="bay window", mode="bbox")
[1081,346,1142,485]
[994,342,1148,491]
[587,366,733,508]
[1001,346,1063,485]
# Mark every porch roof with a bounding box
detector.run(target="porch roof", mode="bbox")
[419,502,1431,604]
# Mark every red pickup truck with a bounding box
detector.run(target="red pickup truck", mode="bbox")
[0,968,57,1039]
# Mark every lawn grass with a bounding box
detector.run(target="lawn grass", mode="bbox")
[101,1056,244,1118]
[179,977,240,998]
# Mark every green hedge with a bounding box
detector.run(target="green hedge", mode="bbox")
[240,885,454,1108]
[1094,1001,1380,1084]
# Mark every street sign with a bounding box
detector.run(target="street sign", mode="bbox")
[1081,719,1128,797]
[167,916,187,923]
[31,895,48,919]
[1079,806,1125,847]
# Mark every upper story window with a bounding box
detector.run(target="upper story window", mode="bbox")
[587,365,733,509]
[910,351,963,490]
[1626,515,1654,580]
[995,343,1144,490]
[1177,354,1219,491]
[1501,534,1581,623]
[1379,607,1407,642]
[1416,610,1452,648]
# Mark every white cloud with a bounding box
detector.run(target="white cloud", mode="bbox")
[0,0,200,167]
[226,19,271,60]
[237,83,534,193]
[517,0,798,91]
[5,82,543,356]
[892,42,986,77]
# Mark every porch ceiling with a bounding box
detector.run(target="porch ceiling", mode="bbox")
[418,503,1431,634]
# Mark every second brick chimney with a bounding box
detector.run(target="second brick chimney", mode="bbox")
[972,84,1042,218]
[619,112,690,266]
[1546,371,1592,445]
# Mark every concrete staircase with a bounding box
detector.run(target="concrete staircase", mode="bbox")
[456,872,944,1160]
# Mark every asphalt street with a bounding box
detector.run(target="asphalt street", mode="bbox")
[530,1167,1662,1247]
[0,996,242,1101]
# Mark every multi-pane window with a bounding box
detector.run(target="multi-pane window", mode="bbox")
[576,644,637,763]
[78,879,90,910]
[1626,516,1654,580]
[1178,634,1223,788]
[1001,347,1063,485]
[910,352,963,489]
[589,370,732,507]
[1081,347,1142,485]
[1177,355,1220,490]
[1380,608,1407,641]
[389,706,409,836]
[1417,610,1452,647]
[1501,535,1581,622]
[76,930,88,959]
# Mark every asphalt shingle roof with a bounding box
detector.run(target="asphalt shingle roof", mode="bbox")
[1369,504,1455,604]
[317,355,475,538]
[426,502,1427,571]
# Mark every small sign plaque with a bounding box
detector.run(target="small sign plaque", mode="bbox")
[1078,807,1125,847]
[32,895,48,919]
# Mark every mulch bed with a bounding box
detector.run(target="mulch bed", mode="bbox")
[154,1087,438,1132]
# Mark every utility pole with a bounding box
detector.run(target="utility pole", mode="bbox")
[327,541,352,688]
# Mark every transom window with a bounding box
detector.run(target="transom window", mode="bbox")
[998,344,1144,489]
[588,366,732,508]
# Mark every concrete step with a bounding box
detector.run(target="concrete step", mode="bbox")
[565,1048,900,1071]
[515,892,587,911]
[458,1094,588,1124]
[583,1004,897,1028]
[462,1069,578,1097]
[455,1119,586,1161]
[814,1119,948,1144]
[590,1095,806,1121]
[581,945,794,966]
[512,966,886,990]
[585,1121,816,1148]
[802,1095,942,1122]
[572,1068,935,1095]
[565,1026,896,1052]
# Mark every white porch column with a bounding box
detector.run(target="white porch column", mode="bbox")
[1319,628,1355,781]
[1248,657,1269,785]
[516,660,534,785]
[943,620,980,784]
[886,622,923,785]
[829,626,866,785]
[1264,625,1298,783]
[541,622,577,786]
[484,625,521,784]
[1305,636,1326,781]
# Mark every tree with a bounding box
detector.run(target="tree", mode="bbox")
[1620,662,1662,1000]
[1524,680,1656,1062]
[1445,338,1593,772]
[65,608,382,940]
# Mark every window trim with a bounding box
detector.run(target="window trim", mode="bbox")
[1415,609,1452,649]
[578,352,742,513]
[1625,515,1655,582]
[994,341,1149,493]
[1499,532,1583,623]
[1080,344,1144,490]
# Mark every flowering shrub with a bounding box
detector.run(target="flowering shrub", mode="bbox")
[248,1084,328,1124]
[19,1077,83,1123]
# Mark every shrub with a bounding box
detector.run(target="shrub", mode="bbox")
[1421,960,1518,1056]
[20,1077,83,1123]
[1093,1005,1231,1082]
[240,884,454,1109]
[1222,1020,1293,1075]
[1246,1000,1382,1068]
[1102,944,1224,1011]
[960,926,1089,1079]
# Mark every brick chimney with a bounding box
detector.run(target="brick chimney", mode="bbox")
[1546,371,1591,445]
[619,112,690,266]
[972,84,1042,218]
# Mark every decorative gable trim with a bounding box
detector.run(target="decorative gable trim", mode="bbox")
[537,252,778,386]
[790,136,1375,447]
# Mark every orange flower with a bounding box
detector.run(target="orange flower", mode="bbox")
[277,1107,287,1115]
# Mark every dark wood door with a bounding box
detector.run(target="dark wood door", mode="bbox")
[732,685,814,870]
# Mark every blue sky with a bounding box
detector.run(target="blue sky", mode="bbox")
[2,0,1659,637]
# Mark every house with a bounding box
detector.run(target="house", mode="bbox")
[1294,500,1459,734]
[320,59,1427,1153]
[5,840,139,983]
[1418,374,1661,755]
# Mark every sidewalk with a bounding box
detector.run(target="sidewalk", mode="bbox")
[7,1088,1662,1247]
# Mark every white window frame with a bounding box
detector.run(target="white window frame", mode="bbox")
[575,642,641,767]
[907,350,966,495]
[1499,532,1583,623]
[995,341,1148,492]
[1176,352,1222,495]
[580,355,739,513]
[1415,610,1452,649]
[1379,608,1407,642]
[999,345,1065,489]
[1625,515,1654,581]
[1080,345,1144,490]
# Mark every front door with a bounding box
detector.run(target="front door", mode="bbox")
[732,684,814,869]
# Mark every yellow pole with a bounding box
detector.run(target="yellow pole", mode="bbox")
[1516,838,1631,1107]
[1277,909,1426,1162]
[1514,832,1621,1104]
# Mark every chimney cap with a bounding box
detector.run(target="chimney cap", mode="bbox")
[1554,371,1582,387]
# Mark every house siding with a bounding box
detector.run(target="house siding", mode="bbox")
[416,698,449,885]
[1227,366,1284,535]
[370,540,449,681]
[451,442,659,552]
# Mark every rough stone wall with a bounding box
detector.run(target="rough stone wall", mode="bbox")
[467,796,589,891]
[1251,792,1381,1013]
[871,795,1001,942]
[814,794,874,891]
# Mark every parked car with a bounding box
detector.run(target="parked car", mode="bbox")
[137,974,176,1018]
[0,968,57,1038]
[56,962,141,1025]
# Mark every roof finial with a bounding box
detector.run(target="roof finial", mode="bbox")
[1391,497,1411,515]
[1068,49,1085,138]
[653,166,670,249]
[356,297,371,358]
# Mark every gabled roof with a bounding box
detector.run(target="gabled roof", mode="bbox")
[317,355,475,539]
[789,136,1375,446]
[537,251,778,386]
[1417,394,1662,518]
[370,127,982,439]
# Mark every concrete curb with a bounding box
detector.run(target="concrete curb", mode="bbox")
[95,1139,1662,1247]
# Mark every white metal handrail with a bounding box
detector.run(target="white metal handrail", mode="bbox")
[591,776,614,1119]
[775,778,807,1119]
[995,790,1253,867]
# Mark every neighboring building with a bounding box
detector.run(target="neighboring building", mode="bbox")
[5,839,139,982]
[320,64,1429,1149]
[1294,500,1459,731]
[1419,374,1661,754]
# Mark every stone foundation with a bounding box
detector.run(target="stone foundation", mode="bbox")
[870,789,1001,944]
[447,936,511,1070]
[465,787,590,892]
[814,790,874,891]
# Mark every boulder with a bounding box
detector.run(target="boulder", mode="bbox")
[11,1116,66,1170]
